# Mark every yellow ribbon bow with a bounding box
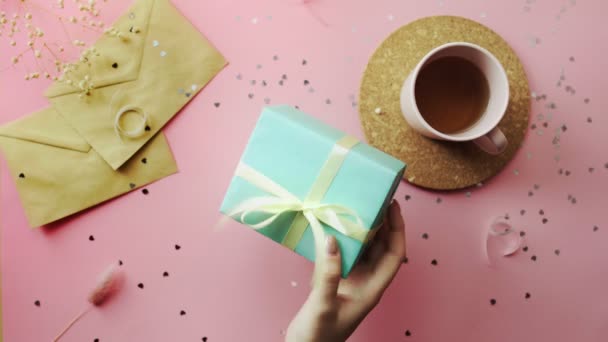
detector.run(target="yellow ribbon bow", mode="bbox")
[227,135,373,253]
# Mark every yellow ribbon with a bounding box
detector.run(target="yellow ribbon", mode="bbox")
[227,135,373,253]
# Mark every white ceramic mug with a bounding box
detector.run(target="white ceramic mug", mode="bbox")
[400,42,509,155]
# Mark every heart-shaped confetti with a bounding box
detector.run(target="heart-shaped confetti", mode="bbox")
[152,40,159,47]
[191,84,197,91]
[160,51,167,57]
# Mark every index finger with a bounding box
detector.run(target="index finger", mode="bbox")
[386,200,406,256]
[367,201,406,293]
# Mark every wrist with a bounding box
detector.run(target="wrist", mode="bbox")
[286,311,337,342]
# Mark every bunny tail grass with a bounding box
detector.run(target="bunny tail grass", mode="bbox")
[52,307,91,342]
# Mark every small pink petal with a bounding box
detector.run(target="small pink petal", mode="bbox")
[499,232,523,256]
[484,217,524,265]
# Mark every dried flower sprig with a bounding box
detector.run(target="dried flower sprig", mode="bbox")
[53,264,124,342]
[0,0,111,81]
[76,74,95,98]
[104,26,127,40]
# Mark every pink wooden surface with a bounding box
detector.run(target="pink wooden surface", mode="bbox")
[2,0,608,341]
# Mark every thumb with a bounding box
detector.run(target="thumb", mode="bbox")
[311,235,342,305]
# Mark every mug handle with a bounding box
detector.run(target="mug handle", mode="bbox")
[473,127,508,155]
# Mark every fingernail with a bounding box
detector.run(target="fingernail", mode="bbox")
[326,235,338,255]
[392,200,400,210]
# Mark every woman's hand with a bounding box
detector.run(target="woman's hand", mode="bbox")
[286,201,406,342]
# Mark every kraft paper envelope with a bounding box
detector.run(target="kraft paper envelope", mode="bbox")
[45,0,227,170]
[0,107,177,227]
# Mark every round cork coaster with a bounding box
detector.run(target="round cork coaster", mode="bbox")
[359,16,530,190]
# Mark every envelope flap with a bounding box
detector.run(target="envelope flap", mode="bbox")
[44,0,155,98]
[42,0,226,170]
[0,108,91,152]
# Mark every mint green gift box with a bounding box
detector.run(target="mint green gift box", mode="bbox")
[220,105,406,277]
